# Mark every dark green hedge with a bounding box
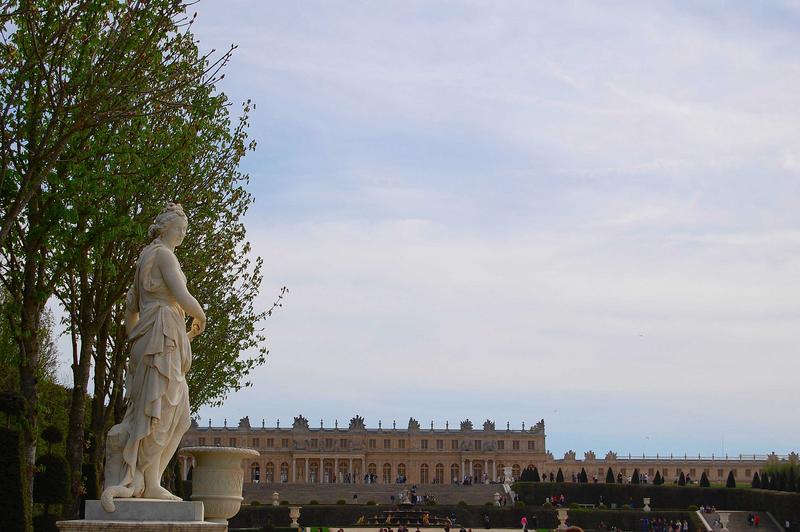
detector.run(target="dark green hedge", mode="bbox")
[231,504,558,529]
[565,509,702,531]
[513,481,800,524]
[230,504,704,531]
[0,428,29,532]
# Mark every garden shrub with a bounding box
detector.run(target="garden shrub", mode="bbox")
[336,499,346,505]
[0,428,28,532]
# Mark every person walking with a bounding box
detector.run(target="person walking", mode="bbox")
[521,516,528,532]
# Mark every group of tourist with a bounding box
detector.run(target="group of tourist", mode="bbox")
[542,494,568,507]
[746,513,761,527]
[640,517,689,532]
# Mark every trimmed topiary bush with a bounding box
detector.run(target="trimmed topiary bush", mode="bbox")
[308,500,319,505]
[579,468,588,483]
[726,471,736,488]
[532,466,541,482]
[41,425,64,446]
[33,513,59,532]
[678,472,686,486]
[752,472,761,489]
[336,499,346,505]
[34,453,70,512]
[366,500,376,506]
[458,500,468,507]
[0,428,28,532]
[654,470,663,485]
[521,466,535,482]
[631,468,640,485]
[605,467,615,484]
[556,468,564,483]
[700,472,710,487]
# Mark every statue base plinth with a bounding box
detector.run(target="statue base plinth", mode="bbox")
[85,499,204,521]
[56,519,228,532]
[58,499,226,531]
[57,521,226,531]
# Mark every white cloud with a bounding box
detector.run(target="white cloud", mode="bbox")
[185,1,800,455]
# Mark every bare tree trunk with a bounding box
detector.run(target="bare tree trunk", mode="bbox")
[66,334,94,518]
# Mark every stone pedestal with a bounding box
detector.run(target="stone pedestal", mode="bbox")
[86,499,204,521]
[58,499,225,531]
[57,521,225,532]
[643,497,651,512]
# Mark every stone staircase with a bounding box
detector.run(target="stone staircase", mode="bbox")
[700,512,784,532]
[243,482,504,505]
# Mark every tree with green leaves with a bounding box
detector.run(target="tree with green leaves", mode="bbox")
[605,467,615,484]
[700,471,710,487]
[1,1,283,525]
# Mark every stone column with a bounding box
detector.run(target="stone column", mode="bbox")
[304,458,309,483]
[349,458,353,482]
[484,460,488,483]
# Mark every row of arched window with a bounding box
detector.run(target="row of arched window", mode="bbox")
[248,461,531,483]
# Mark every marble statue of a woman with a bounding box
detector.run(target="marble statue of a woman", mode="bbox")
[101,203,206,511]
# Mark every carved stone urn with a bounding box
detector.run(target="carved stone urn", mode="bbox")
[289,506,302,528]
[557,508,569,530]
[181,446,259,523]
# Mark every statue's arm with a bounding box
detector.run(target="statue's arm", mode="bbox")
[157,248,206,335]
[124,286,139,337]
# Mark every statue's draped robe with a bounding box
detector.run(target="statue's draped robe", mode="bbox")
[105,241,192,495]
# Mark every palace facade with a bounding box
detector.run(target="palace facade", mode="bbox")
[180,415,793,486]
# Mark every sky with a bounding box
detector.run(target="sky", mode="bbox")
[167,0,800,457]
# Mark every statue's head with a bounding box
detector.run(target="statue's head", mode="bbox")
[149,203,188,245]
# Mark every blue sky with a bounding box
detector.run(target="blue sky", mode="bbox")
[182,0,800,457]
